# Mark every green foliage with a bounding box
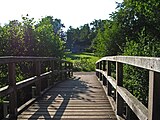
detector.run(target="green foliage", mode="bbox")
[73,57,96,72]
[70,0,160,106]
[35,16,65,57]
[0,15,65,88]
[123,28,160,105]
[65,52,99,72]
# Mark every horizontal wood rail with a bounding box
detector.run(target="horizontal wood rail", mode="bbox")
[0,56,73,119]
[96,56,160,120]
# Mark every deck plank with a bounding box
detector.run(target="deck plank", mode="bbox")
[18,72,117,120]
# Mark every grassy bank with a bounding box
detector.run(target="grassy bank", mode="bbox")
[65,52,100,72]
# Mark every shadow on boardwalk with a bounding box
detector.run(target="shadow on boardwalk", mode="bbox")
[18,72,117,120]
[28,76,89,120]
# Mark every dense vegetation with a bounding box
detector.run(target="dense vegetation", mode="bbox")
[0,15,65,57]
[66,0,160,106]
[0,15,65,88]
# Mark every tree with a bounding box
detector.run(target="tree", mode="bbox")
[35,16,65,57]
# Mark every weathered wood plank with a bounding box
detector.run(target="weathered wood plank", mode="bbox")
[17,72,117,120]
[117,86,148,120]
[96,56,160,72]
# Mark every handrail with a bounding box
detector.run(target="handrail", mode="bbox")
[0,56,72,64]
[96,56,160,72]
[0,56,73,119]
[96,56,160,120]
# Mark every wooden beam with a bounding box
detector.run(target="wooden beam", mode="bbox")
[96,56,160,73]
[117,86,148,120]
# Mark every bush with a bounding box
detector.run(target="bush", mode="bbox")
[73,57,96,72]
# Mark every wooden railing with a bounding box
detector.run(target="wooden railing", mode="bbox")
[0,56,73,119]
[96,56,160,120]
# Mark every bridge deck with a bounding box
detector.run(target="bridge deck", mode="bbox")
[18,72,117,120]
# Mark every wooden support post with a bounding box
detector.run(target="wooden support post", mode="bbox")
[68,63,71,78]
[116,62,124,116]
[98,62,100,79]
[57,61,60,81]
[99,61,103,81]
[97,63,100,78]
[8,63,17,119]
[57,61,59,82]
[148,71,160,120]
[107,61,112,96]
[64,62,67,80]
[103,60,107,85]
[52,60,57,84]
[126,104,131,120]
[96,63,99,77]
[47,61,51,87]
[60,61,62,81]
[71,63,73,77]
[35,61,41,96]
[32,86,36,98]
[3,101,9,118]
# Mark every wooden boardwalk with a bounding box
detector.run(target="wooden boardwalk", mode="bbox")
[18,72,117,120]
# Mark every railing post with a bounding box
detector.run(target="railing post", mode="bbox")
[3,101,9,118]
[53,60,57,83]
[116,62,124,116]
[64,62,67,80]
[51,60,55,85]
[102,60,107,85]
[148,71,160,120]
[35,61,41,96]
[97,62,99,78]
[99,61,103,81]
[71,63,73,77]
[68,63,71,78]
[68,63,73,77]
[126,104,131,120]
[96,63,99,77]
[32,86,36,98]
[8,63,17,119]
[56,60,59,82]
[60,61,62,81]
[107,61,112,96]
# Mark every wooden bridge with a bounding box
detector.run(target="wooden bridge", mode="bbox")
[0,56,160,120]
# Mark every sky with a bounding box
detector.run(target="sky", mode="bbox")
[0,0,123,29]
